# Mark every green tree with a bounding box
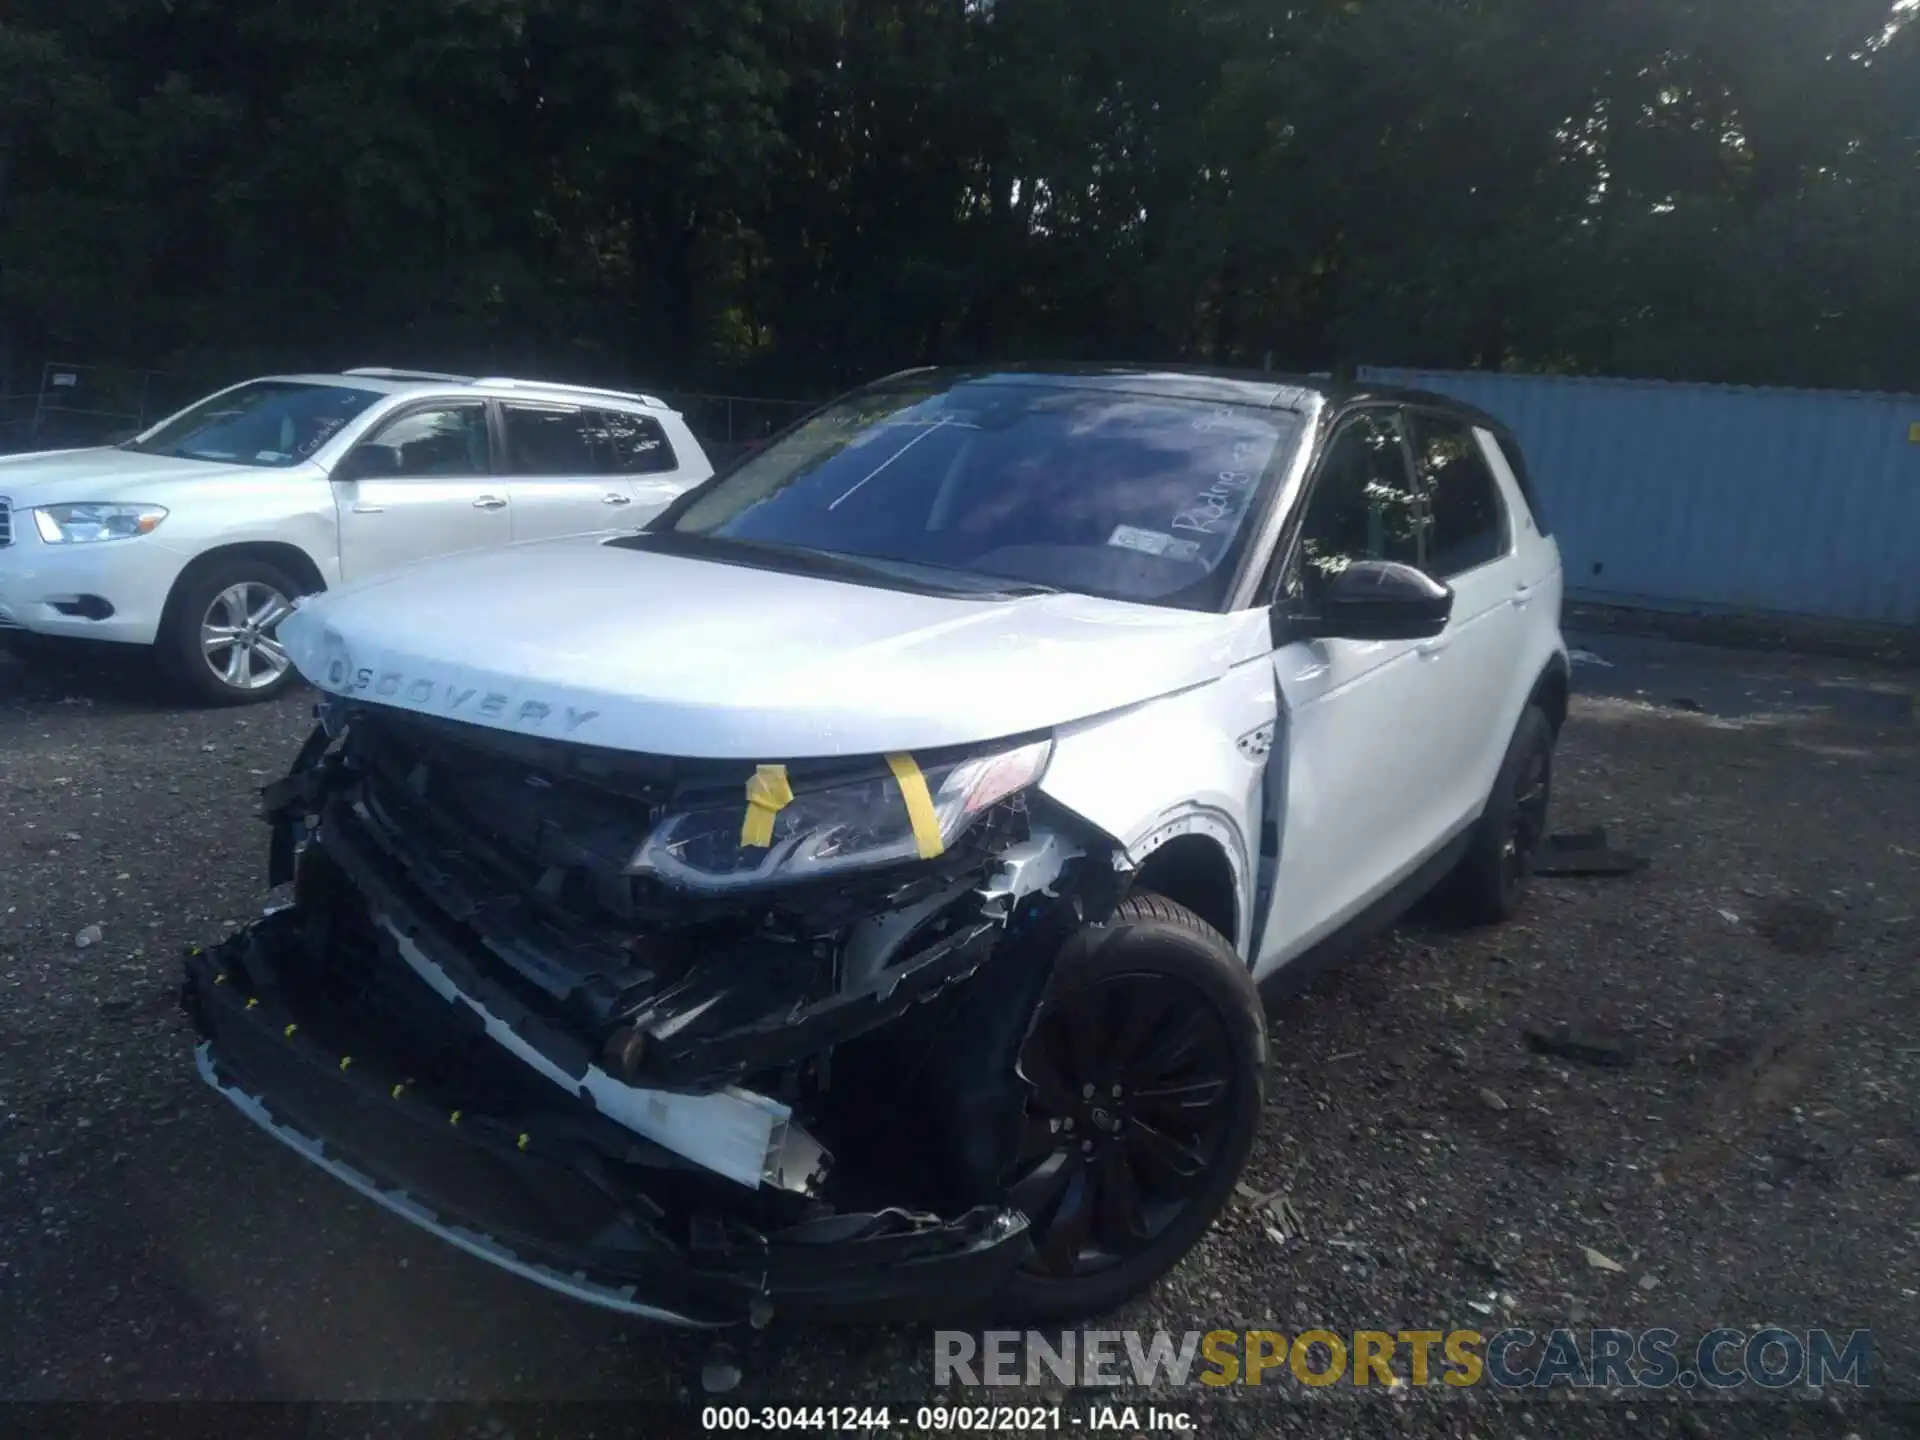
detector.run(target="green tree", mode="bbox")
[1,0,1914,405]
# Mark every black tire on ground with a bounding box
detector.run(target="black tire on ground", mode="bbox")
[1442,703,1556,926]
[996,892,1267,1323]
[156,555,306,706]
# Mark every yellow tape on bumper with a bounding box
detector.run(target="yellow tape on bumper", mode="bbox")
[886,752,945,859]
[741,763,794,848]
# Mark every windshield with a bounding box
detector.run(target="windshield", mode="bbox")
[660,380,1304,610]
[123,380,381,467]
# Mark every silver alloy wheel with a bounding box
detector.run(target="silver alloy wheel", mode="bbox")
[199,581,294,691]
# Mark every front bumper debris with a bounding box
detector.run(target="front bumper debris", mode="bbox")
[182,916,1032,1326]
[186,708,1126,1322]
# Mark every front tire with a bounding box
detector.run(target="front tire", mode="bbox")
[996,893,1266,1322]
[157,558,304,706]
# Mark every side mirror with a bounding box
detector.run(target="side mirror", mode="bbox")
[332,446,397,483]
[1292,559,1453,642]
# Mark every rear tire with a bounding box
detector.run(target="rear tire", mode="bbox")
[995,893,1266,1323]
[157,557,305,706]
[1443,704,1555,925]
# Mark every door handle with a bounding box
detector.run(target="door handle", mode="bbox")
[1416,636,1452,659]
[473,495,508,510]
[601,493,633,506]
[1512,583,1536,608]
[351,503,385,515]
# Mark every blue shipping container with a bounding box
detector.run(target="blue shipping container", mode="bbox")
[1359,366,1920,627]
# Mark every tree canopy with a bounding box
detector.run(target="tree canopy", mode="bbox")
[3,0,1916,398]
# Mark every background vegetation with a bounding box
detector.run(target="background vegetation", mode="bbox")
[3,0,1916,399]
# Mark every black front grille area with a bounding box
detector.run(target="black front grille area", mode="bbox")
[346,705,670,908]
[301,703,1023,1092]
[284,852,628,1128]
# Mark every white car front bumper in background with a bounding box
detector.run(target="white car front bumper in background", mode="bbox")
[0,502,178,645]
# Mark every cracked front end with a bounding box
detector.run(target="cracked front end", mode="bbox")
[182,701,1114,1324]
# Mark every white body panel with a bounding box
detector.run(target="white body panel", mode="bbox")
[506,470,620,544]
[334,474,514,581]
[0,374,711,647]
[1035,656,1277,954]
[1258,629,1442,968]
[277,537,1278,759]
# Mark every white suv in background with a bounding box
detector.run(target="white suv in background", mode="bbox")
[0,368,713,702]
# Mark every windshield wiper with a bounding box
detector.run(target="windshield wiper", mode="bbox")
[612,532,1057,599]
[806,550,1061,597]
[117,440,239,464]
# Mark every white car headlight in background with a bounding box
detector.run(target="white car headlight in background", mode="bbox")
[630,738,1053,894]
[33,503,169,545]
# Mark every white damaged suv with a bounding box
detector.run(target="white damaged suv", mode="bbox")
[183,366,1568,1325]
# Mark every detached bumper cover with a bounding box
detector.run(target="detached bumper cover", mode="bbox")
[182,920,1032,1325]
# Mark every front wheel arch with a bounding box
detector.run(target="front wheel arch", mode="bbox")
[1131,834,1241,955]
[157,541,327,641]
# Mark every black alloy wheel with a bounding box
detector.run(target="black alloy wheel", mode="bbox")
[1011,973,1235,1275]
[997,893,1265,1321]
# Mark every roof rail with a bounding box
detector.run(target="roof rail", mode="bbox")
[341,367,477,383]
[470,376,668,409]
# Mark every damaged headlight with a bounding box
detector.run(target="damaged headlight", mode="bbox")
[630,739,1052,893]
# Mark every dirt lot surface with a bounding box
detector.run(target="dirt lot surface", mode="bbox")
[1,634,1916,1438]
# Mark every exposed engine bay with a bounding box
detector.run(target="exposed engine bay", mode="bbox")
[181,699,1127,1324]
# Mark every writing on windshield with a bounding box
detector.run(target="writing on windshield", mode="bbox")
[125,381,380,468]
[670,382,1299,611]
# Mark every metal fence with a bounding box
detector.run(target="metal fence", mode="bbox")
[13,362,197,451]
[664,392,817,468]
[1361,365,1920,628]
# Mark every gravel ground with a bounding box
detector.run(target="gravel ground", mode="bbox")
[1,636,1915,1439]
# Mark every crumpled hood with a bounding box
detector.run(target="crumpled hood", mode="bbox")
[279,535,1272,759]
[0,446,239,505]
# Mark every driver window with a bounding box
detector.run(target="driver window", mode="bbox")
[1286,411,1422,602]
[350,405,490,478]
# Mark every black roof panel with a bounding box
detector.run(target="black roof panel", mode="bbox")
[856,362,1517,437]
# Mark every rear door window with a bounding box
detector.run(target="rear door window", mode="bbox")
[1405,411,1511,580]
[1493,432,1551,536]
[587,409,678,474]
[502,404,598,475]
